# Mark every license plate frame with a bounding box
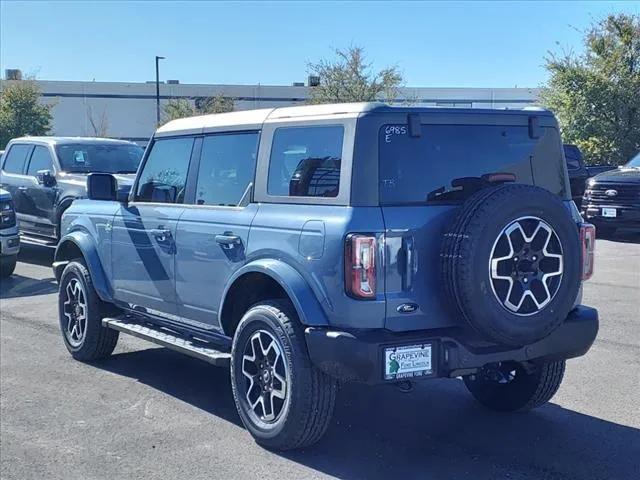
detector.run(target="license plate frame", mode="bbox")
[383,343,434,381]
[602,207,617,218]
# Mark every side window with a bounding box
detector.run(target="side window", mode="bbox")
[564,146,581,171]
[2,144,32,174]
[195,132,259,206]
[27,146,55,176]
[267,125,344,198]
[135,137,194,204]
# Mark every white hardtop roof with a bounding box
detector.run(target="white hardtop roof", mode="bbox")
[10,136,140,146]
[155,102,384,136]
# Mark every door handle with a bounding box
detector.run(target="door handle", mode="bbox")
[152,229,173,244]
[215,233,241,249]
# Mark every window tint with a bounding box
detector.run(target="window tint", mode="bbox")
[379,124,537,204]
[195,132,259,206]
[27,146,54,176]
[268,126,344,197]
[2,144,31,174]
[135,137,194,204]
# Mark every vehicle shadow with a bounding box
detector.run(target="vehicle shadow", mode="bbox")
[17,242,55,267]
[95,347,639,480]
[598,229,640,244]
[0,244,57,298]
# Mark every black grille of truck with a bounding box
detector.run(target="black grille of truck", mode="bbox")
[586,183,640,205]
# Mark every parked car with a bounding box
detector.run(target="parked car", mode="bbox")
[53,103,598,450]
[563,144,616,206]
[0,188,20,277]
[582,151,640,235]
[0,137,144,245]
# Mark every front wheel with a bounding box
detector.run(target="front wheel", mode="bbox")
[230,300,337,451]
[58,259,119,361]
[463,360,565,412]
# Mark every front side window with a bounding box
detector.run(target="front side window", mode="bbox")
[2,144,32,174]
[135,137,194,204]
[27,146,55,176]
[195,132,259,206]
[55,143,143,174]
[267,125,344,198]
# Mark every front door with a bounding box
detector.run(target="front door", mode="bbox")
[111,136,195,316]
[175,131,260,328]
[24,145,59,238]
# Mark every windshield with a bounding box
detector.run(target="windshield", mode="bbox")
[55,143,144,174]
[626,152,640,168]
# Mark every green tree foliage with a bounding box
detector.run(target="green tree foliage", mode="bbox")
[541,14,640,166]
[162,94,234,125]
[0,81,52,148]
[307,46,403,104]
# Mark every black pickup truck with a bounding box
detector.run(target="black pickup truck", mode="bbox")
[564,144,616,206]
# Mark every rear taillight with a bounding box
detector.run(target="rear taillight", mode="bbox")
[580,223,596,281]
[345,234,377,299]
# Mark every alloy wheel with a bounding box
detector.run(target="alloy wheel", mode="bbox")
[62,278,88,347]
[241,329,289,425]
[489,216,564,316]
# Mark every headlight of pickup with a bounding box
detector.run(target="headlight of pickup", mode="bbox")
[0,200,17,228]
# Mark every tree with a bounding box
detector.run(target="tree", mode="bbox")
[307,46,403,104]
[87,104,109,137]
[0,80,52,148]
[540,14,640,166]
[162,94,234,125]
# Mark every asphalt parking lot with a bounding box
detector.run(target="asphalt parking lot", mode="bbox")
[1,234,639,480]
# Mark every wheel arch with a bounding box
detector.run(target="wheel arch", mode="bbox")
[54,231,113,303]
[219,259,328,337]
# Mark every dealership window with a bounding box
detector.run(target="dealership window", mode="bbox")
[135,137,194,204]
[195,132,259,206]
[267,125,344,198]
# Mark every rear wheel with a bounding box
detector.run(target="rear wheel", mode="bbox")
[58,259,119,361]
[0,254,17,278]
[463,360,565,412]
[230,300,337,451]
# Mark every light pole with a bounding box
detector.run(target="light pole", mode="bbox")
[155,56,165,126]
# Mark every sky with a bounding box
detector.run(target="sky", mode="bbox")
[1,0,639,88]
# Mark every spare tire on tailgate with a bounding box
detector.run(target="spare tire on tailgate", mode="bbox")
[441,183,581,347]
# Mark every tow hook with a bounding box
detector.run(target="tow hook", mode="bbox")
[395,380,413,393]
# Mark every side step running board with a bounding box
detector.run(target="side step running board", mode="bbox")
[102,317,231,367]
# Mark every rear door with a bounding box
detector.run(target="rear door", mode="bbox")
[378,118,558,331]
[174,131,260,328]
[111,136,195,316]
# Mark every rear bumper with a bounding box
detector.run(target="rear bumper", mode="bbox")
[305,305,599,384]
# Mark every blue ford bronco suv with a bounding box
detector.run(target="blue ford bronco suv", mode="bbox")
[53,103,599,450]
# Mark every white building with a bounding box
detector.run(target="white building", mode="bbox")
[0,79,541,145]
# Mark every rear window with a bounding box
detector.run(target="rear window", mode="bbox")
[379,124,537,205]
[563,145,581,170]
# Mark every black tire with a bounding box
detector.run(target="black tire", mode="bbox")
[441,184,581,346]
[464,360,565,412]
[230,300,337,451]
[0,254,17,278]
[58,259,119,361]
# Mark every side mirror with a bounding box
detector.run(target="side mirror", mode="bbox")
[87,173,117,201]
[36,170,56,187]
[116,184,131,203]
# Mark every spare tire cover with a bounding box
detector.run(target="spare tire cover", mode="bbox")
[441,184,581,346]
